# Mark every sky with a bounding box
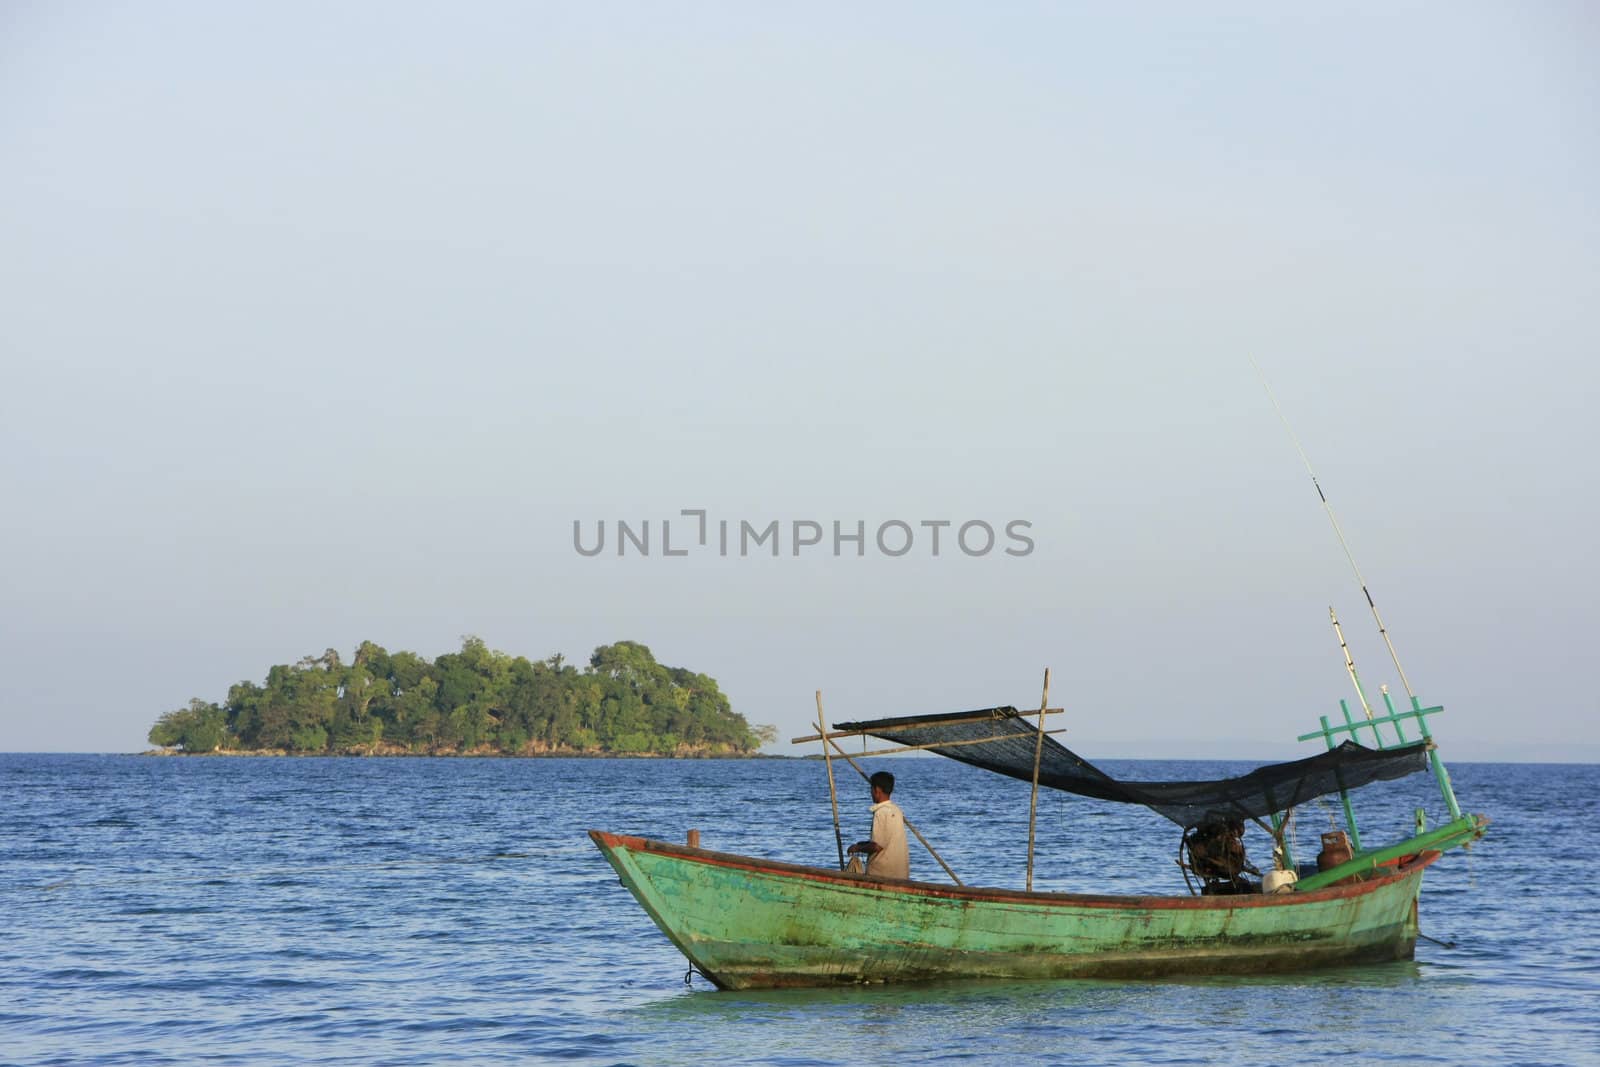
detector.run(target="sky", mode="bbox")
[2,3,1596,761]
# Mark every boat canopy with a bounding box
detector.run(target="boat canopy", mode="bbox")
[830,707,1430,827]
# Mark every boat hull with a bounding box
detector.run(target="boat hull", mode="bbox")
[589,831,1433,990]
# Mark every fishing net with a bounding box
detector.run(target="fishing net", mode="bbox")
[831,706,1430,827]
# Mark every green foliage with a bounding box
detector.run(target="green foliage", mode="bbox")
[148,698,228,752]
[148,638,772,757]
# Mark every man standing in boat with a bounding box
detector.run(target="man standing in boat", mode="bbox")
[847,771,909,879]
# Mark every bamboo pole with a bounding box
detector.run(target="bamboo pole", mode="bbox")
[790,708,1063,744]
[1026,668,1051,892]
[800,728,1069,761]
[815,691,846,871]
[814,722,963,886]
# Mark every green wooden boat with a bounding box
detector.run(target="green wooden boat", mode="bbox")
[592,397,1490,989]
[594,833,1444,989]
[591,694,1488,990]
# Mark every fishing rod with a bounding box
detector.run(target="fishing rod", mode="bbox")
[1250,357,1417,701]
[1330,606,1375,721]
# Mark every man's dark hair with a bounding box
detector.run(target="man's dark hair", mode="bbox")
[870,771,895,796]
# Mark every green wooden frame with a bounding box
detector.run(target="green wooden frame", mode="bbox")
[1278,693,1479,893]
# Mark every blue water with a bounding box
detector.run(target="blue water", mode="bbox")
[1,754,1595,1066]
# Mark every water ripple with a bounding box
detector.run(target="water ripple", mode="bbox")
[0,755,1593,1066]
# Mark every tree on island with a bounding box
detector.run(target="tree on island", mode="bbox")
[148,637,779,756]
[148,698,228,753]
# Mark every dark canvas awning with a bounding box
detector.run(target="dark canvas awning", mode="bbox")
[831,706,1430,827]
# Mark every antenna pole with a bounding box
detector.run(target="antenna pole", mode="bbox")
[1251,358,1417,699]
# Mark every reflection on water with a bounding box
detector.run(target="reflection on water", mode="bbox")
[638,959,1427,1021]
[612,960,1479,1067]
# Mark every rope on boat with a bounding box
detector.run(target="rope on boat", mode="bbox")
[1418,931,1458,950]
[684,965,710,986]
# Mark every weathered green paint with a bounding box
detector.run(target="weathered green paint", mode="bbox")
[1297,694,1463,823]
[1295,701,1444,747]
[1410,696,1463,820]
[1292,814,1487,893]
[1297,696,1468,850]
[1323,710,1365,851]
[592,693,1487,990]
[1382,690,1409,744]
[1339,698,1363,743]
[590,831,1433,990]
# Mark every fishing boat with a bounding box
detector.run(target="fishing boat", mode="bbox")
[590,689,1487,989]
[591,385,1487,989]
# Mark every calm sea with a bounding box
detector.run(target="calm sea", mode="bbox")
[1,754,1594,1066]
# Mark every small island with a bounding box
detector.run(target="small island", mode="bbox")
[148,637,776,757]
